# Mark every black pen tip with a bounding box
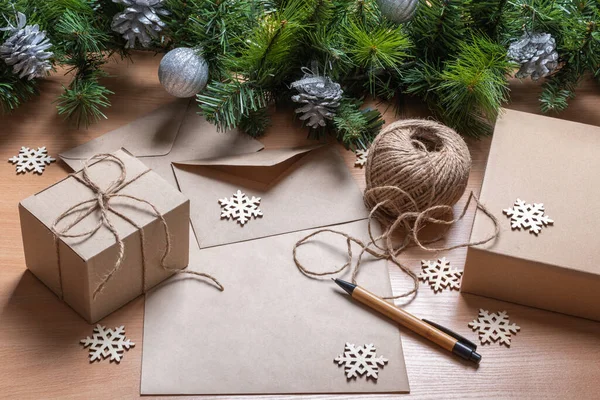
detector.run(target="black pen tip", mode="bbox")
[333,278,356,295]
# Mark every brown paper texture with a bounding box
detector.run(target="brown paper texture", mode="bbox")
[172,145,369,249]
[60,100,264,188]
[58,101,409,393]
[141,220,409,395]
[462,109,600,320]
[19,150,190,323]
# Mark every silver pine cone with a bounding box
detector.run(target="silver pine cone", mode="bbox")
[111,0,170,48]
[291,71,343,129]
[0,12,53,80]
[507,32,559,81]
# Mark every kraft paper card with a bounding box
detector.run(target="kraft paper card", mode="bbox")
[60,99,264,187]
[19,150,190,323]
[172,145,369,249]
[141,220,410,395]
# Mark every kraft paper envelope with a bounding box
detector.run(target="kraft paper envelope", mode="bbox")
[172,144,369,249]
[60,99,264,187]
[141,220,410,395]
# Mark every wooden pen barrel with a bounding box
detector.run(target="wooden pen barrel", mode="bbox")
[353,286,456,352]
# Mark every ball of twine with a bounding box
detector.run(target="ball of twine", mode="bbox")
[364,119,471,222]
[293,119,499,300]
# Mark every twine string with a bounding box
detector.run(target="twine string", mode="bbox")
[52,153,223,300]
[293,120,499,299]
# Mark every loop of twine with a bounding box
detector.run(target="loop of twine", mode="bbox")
[52,153,223,300]
[293,120,500,299]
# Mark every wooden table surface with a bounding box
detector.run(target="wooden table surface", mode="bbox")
[1,52,600,400]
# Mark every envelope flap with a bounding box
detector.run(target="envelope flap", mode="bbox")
[174,144,323,167]
[59,99,189,161]
[173,144,324,186]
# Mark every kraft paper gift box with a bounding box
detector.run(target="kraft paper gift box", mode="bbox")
[19,150,190,323]
[462,109,600,321]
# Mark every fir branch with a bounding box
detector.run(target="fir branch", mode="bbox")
[164,0,265,79]
[345,22,412,96]
[54,8,112,126]
[55,9,109,55]
[539,85,574,113]
[239,107,272,137]
[513,0,564,37]
[332,0,381,28]
[403,61,444,101]
[333,97,384,149]
[436,36,512,136]
[0,65,38,113]
[56,78,113,127]
[467,0,520,43]
[197,80,268,132]
[305,0,335,23]
[233,0,308,87]
[307,26,353,79]
[409,0,466,62]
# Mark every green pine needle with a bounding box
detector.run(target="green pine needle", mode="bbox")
[56,79,113,128]
[55,9,109,55]
[197,80,268,131]
[333,98,384,149]
[239,107,272,137]
[436,36,513,136]
[345,22,412,95]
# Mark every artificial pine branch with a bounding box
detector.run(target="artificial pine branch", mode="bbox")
[232,0,308,87]
[345,22,411,96]
[436,37,512,136]
[164,0,266,80]
[239,107,272,137]
[467,0,519,43]
[0,64,37,112]
[408,0,466,62]
[56,78,113,127]
[197,80,268,132]
[333,97,384,149]
[1,0,599,139]
[54,8,112,127]
[409,36,512,137]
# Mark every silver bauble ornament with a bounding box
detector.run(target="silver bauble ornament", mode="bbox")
[377,0,419,23]
[158,48,209,98]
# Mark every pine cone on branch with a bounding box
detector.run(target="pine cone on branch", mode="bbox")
[507,32,559,81]
[0,12,53,80]
[111,0,170,48]
[291,70,343,129]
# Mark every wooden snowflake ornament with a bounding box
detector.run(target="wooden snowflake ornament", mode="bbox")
[503,198,553,235]
[419,257,463,293]
[218,189,263,226]
[354,149,368,168]
[334,343,388,380]
[8,146,55,174]
[80,324,135,363]
[468,309,520,347]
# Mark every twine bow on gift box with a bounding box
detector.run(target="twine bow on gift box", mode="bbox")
[51,153,223,300]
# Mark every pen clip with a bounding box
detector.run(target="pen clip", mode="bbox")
[422,319,478,351]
